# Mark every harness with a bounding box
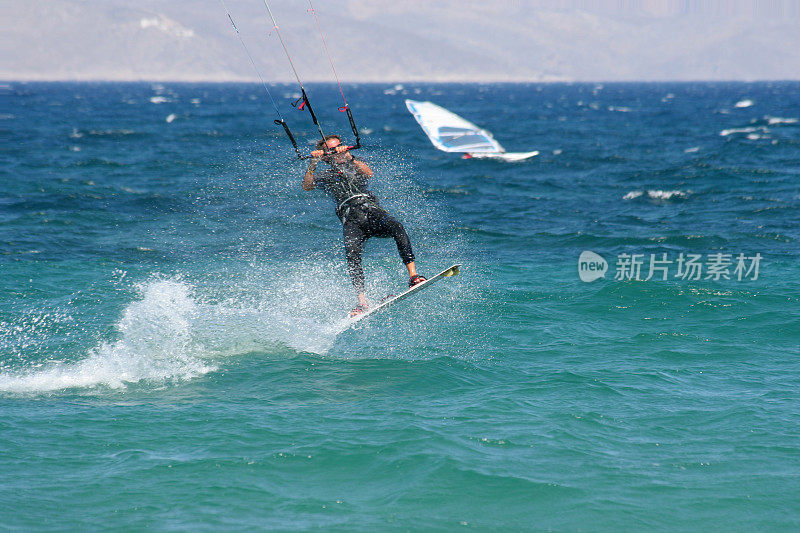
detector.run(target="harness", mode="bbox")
[336,194,380,222]
[337,193,370,214]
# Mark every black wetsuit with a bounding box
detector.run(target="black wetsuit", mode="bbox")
[314,157,414,293]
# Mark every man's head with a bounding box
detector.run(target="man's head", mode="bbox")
[316,134,353,163]
[316,135,341,151]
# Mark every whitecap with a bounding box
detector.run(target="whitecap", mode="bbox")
[149,96,169,104]
[383,84,405,95]
[648,190,686,200]
[166,113,177,123]
[765,116,798,125]
[720,126,767,137]
[624,190,687,201]
[734,99,754,108]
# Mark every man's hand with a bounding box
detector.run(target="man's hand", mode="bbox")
[303,159,319,191]
[310,145,350,158]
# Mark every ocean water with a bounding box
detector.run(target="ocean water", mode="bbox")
[1,81,799,530]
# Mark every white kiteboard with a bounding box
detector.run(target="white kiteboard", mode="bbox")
[346,264,461,328]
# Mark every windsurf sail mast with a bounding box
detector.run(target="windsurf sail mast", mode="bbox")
[306,0,361,149]
[218,0,303,158]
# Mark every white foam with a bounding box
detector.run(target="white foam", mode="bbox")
[624,190,687,201]
[150,96,169,104]
[383,84,405,95]
[734,99,754,108]
[623,190,644,200]
[720,126,767,137]
[166,113,177,123]
[0,262,366,394]
[684,146,700,153]
[765,116,798,125]
[647,190,686,200]
[0,280,213,394]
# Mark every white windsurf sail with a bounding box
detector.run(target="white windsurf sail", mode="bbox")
[405,100,505,153]
[405,100,538,161]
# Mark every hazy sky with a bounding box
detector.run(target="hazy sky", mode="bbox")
[3,0,800,81]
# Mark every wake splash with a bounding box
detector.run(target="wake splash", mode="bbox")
[0,280,213,394]
[0,267,356,394]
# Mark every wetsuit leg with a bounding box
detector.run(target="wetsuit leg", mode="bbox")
[365,208,415,264]
[343,219,367,293]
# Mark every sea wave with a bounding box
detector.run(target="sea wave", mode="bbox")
[719,126,768,137]
[765,116,798,125]
[623,190,688,201]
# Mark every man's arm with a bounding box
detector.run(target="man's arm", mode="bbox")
[302,158,319,191]
[353,159,373,178]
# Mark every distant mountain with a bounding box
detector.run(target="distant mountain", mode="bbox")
[3,0,799,81]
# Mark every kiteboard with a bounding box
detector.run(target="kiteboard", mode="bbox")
[346,264,461,327]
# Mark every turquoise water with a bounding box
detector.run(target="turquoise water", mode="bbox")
[1,81,799,530]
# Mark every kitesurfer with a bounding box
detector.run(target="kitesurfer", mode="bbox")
[302,135,426,316]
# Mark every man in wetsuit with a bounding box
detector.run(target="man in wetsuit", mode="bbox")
[303,134,426,316]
